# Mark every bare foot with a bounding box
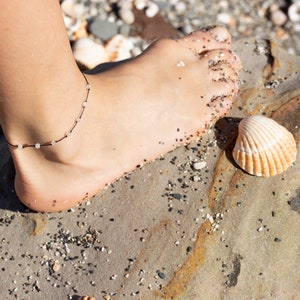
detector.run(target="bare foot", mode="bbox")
[9,26,241,212]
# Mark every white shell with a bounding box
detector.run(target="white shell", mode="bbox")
[72,38,108,69]
[105,35,134,62]
[232,115,297,177]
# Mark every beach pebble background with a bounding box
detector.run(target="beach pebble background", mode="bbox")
[60,0,300,69]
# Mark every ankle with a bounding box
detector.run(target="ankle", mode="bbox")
[3,71,88,150]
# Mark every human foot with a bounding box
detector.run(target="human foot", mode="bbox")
[8,26,241,212]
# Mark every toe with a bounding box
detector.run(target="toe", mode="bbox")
[201,49,241,82]
[177,25,232,54]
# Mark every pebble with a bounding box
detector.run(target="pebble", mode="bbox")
[89,19,119,40]
[145,2,160,18]
[288,2,300,22]
[217,12,232,24]
[270,9,287,26]
[61,0,86,18]
[60,0,300,59]
[119,7,135,24]
[156,270,166,279]
[193,161,206,170]
[134,0,148,10]
[52,261,61,272]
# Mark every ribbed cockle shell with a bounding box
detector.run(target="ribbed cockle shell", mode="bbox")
[232,115,297,177]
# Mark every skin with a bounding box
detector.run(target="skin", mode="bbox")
[0,0,241,212]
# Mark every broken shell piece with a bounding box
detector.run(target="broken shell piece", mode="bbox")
[232,115,297,177]
[79,296,96,300]
[72,38,108,69]
[105,34,134,62]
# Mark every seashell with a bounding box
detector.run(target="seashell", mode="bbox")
[232,115,297,177]
[62,14,82,36]
[72,38,108,69]
[105,34,134,62]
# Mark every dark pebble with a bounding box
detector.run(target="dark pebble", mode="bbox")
[171,193,182,200]
[157,270,166,279]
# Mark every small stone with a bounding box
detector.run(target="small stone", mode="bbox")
[193,175,201,182]
[52,261,60,272]
[82,101,88,107]
[89,19,119,40]
[288,2,300,22]
[271,9,287,26]
[157,270,166,279]
[274,237,282,242]
[175,2,187,14]
[145,2,159,18]
[110,274,117,280]
[18,144,23,149]
[193,161,206,170]
[119,7,135,24]
[171,193,182,200]
[217,12,232,24]
[134,0,147,10]
[35,143,41,149]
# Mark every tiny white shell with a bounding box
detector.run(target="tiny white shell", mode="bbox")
[72,38,108,69]
[232,115,297,177]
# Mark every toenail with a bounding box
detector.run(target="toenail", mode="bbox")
[208,26,229,43]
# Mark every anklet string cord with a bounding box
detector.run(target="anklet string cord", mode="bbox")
[6,73,91,149]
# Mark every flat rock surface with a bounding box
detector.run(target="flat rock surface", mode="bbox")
[0,38,300,300]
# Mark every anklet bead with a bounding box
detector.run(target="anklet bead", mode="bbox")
[6,73,90,150]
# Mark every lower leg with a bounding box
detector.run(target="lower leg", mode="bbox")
[0,1,241,212]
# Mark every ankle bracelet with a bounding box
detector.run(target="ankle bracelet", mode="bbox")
[7,73,91,149]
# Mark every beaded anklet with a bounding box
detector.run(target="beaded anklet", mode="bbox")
[7,73,91,149]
